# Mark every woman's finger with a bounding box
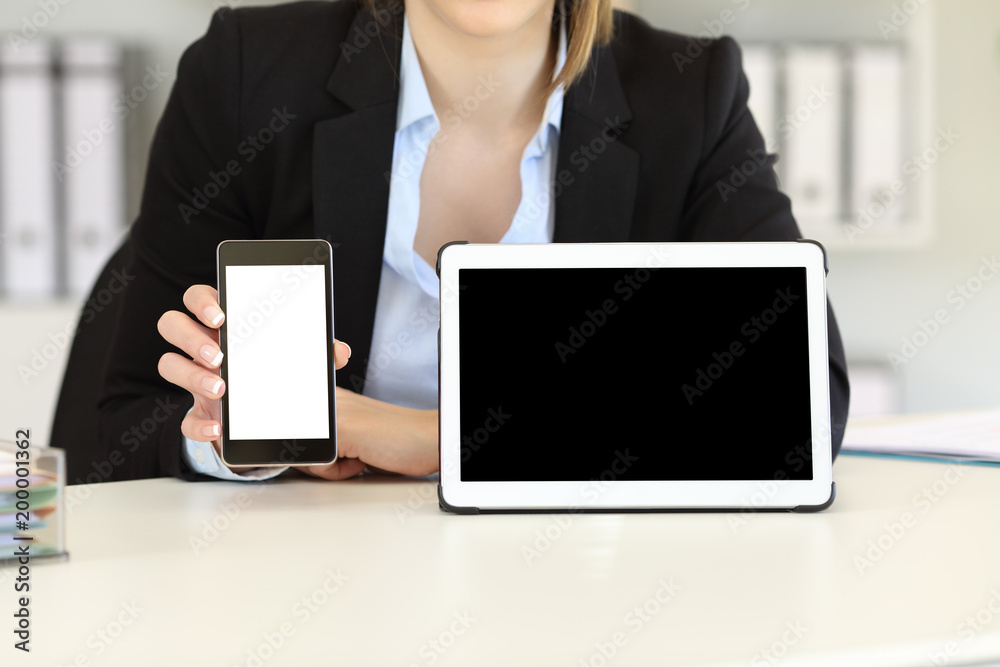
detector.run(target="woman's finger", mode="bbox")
[182,400,222,443]
[183,284,224,329]
[158,352,225,401]
[333,340,352,370]
[157,310,224,370]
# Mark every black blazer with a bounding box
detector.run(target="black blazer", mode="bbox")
[97,0,850,481]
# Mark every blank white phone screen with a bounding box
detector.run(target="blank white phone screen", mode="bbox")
[225,265,330,440]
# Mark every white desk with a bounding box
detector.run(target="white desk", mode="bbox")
[4,456,1000,666]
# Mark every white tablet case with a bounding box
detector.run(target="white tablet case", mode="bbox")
[436,241,835,514]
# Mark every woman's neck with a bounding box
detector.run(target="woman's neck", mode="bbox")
[406,0,559,142]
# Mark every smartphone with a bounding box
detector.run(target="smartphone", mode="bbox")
[216,239,337,466]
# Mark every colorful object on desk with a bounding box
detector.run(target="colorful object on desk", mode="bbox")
[0,445,67,564]
[842,408,1000,464]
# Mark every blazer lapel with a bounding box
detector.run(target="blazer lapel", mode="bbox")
[313,6,404,391]
[554,43,639,243]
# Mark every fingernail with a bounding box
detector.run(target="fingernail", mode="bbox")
[203,424,221,438]
[201,345,223,367]
[202,376,224,396]
[341,341,352,359]
[205,306,225,326]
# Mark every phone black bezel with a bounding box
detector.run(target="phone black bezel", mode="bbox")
[216,239,337,467]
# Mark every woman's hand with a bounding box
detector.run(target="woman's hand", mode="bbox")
[157,284,437,480]
[301,388,439,481]
[156,285,352,470]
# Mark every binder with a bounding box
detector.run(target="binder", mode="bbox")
[59,40,126,299]
[782,45,843,222]
[0,41,58,299]
[851,45,905,225]
[741,44,779,155]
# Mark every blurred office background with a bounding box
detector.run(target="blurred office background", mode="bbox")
[0,0,997,447]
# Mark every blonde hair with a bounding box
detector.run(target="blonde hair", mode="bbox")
[365,0,615,93]
[553,0,616,92]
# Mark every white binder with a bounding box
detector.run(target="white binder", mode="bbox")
[783,46,843,222]
[0,41,58,299]
[741,44,778,155]
[852,45,905,224]
[60,40,126,299]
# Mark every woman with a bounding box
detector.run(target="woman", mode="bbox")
[99,0,850,482]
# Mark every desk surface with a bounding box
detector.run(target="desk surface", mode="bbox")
[5,456,1000,666]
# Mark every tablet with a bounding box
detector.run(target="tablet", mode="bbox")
[436,241,835,513]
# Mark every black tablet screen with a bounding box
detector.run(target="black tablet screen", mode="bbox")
[457,266,815,482]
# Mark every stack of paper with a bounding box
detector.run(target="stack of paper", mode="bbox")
[842,409,1000,464]
[0,471,63,560]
